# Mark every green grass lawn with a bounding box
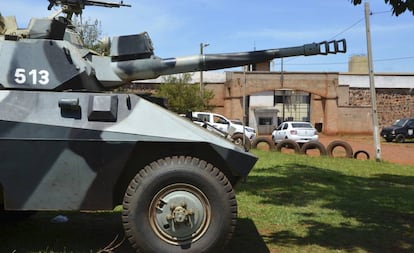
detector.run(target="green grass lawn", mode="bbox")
[225,150,414,253]
[1,151,413,253]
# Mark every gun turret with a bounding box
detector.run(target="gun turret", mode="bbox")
[89,33,346,88]
[105,36,346,84]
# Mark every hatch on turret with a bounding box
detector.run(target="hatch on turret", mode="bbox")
[0,16,67,40]
[110,32,154,61]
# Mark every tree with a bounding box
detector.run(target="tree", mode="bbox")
[156,73,215,114]
[351,0,414,16]
[72,16,107,54]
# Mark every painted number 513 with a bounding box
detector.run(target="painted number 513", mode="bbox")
[14,68,50,85]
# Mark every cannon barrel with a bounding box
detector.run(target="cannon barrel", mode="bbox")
[111,39,346,82]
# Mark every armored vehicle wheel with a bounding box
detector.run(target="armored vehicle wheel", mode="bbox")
[122,156,237,253]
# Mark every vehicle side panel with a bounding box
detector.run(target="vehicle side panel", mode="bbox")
[0,91,256,210]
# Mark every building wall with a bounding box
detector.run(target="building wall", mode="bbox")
[206,72,414,135]
[349,88,414,128]
[220,71,341,134]
[205,83,226,115]
[134,71,414,135]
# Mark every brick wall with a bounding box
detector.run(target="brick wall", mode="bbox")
[349,88,414,128]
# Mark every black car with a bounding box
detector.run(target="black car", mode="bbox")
[380,118,414,143]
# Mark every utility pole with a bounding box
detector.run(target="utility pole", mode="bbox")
[199,42,209,96]
[365,2,382,161]
[243,71,247,148]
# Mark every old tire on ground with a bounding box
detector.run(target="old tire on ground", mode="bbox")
[300,141,327,156]
[326,140,353,158]
[232,133,252,151]
[122,156,236,253]
[276,139,300,153]
[354,150,370,160]
[251,136,276,151]
[395,134,406,143]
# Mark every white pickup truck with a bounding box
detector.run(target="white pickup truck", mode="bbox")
[190,111,256,150]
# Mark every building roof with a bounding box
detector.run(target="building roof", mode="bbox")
[339,72,414,88]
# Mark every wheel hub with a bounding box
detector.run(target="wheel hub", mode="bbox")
[167,203,194,224]
[149,184,211,245]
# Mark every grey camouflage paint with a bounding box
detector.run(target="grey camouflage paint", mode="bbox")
[0,90,256,210]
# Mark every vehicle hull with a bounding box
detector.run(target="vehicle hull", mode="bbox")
[0,90,257,210]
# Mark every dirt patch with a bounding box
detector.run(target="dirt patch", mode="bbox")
[318,134,414,166]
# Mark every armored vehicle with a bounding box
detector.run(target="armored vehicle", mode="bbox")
[0,1,346,252]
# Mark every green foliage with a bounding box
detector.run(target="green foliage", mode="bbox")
[155,73,215,114]
[72,17,107,54]
[351,0,414,16]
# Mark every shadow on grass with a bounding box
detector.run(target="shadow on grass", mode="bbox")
[0,211,268,253]
[2,164,412,253]
[224,218,270,253]
[238,164,414,252]
[0,211,135,253]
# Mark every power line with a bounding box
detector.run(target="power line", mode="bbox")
[374,56,414,62]
[329,17,364,40]
[281,9,400,68]
[328,9,392,42]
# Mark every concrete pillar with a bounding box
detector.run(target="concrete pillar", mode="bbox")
[323,98,339,135]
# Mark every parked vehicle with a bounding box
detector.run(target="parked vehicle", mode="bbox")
[191,112,256,149]
[272,121,318,144]
[380,118,414,143]
[230,119,243,125]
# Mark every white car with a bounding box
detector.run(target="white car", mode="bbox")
[191,112,256,142]
[272,121,318,144]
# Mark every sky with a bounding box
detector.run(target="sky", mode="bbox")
[1,0,414,73]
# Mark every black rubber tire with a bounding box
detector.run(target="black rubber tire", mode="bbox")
[251,136,276,151]
[326,140,354,158]
[395,134,406,143]
[232,133,252,151]
[122,156,236,253]
[385,137,394,142]
[300,141,327,156]
[354,150,370,160]
[275,139,300,153]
